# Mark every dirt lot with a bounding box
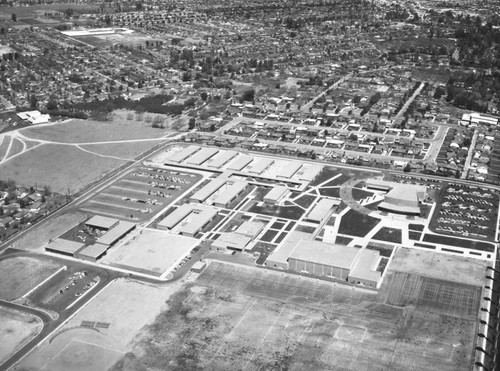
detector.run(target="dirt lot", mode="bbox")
[0,144,125,194]
[11,212,85,252]
[0,308,42,365]
[102,230,197,277]
[110,261,477,371]
[0,256,62,301]
[389,247,488,287]
[22,119,169,143]
[19,278,181,371]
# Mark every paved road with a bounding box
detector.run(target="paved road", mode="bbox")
[301,73,353,112]
[392,82,425,125]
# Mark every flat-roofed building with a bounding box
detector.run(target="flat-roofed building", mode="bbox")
[235,221,265,238]
[169,145,201,163]
[248,158,274,175]
[77,244,109,262]
[184,147,219,166]
[96,221,136,247]
[365,179,392,192]
[177,206,218,237]
[157,204,193,230]
[227,154,254,171]
[85,215,119,230]
[191,261,207,273]
[288,240,360,280]
[306,198,341,223]
[348,249,381,288]
[211,232,252,251]
[277,162,302,179]
[295,164,324,182]
[264,185,289,204]
[212,180,248,208]
[207,150,238,169]
[190,178,226,203]
[46,238,86,257]
[265,231,313,270]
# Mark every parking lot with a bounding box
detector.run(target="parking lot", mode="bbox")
[79,167,202,222]
[430,184,498,240]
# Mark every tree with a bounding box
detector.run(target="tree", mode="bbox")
[30,94,38,109]
[403,163,411,172]
[11,13,17,22]
[188,118,196,130]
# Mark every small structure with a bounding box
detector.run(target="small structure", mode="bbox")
[46,238,85,257]
[264,185,289,204]
[85,215,119,231]
[16,110,50,125]
[191,261,207,273]
[235,221,265,238]
[295,164,324,182]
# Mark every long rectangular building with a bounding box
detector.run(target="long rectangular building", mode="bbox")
[169,145,200,163]
[248,158,274,175]
[264,185,289,204]
[96,221,136,247]
[227,154,253,171]
[157,204,218,237]
[277,162,303,179]
[207,150,238,169]
[348,249,381,288]
[212,181,248,207]
[157,203,193,230]
[184,147,219,166]
[46,238,86,257]
[307,198,340,223]
[190,178,226,203]
[288,240,360,279]
[296,164,324,182]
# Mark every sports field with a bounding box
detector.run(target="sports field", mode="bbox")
[0,256,61,301]
[22,119,168,143]
[102,230,197,276]
[110,261,477,370]
[0,308,42,365]
[19,279,181,371]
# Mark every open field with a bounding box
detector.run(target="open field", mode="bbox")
[0,144,124,194]
[102,230,197,276]
[19,278,181,371]
[0,256,62,301]
[389,247,488,286]
[110,261,476,371]
[11,212,85,252]
[0,308,43,365]
[79,141,158,160]
[22,119,169,143]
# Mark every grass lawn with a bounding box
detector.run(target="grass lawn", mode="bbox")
[22,118,169,143]
[318,187,340,198]
[351,188,374,201]
[0,144,125,194]
[0,256,62,300]
[372,227,402,244]
[247,202,305,220]
[335,235,353,245]
[338,209,380,237]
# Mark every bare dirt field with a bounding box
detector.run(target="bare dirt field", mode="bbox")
[22,119,169,143]
[110,261,476,371]
[11,212,85,252]
[0,256,62,301]
[18,278,181,371]
[0,144,124,194]
[390,247,488,286]
[0,308,42,365]
[102,230,197,276]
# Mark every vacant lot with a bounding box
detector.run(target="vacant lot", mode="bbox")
[0,256,61,301]
[19,278,181,371]
[0,144,125,194]
[110,262,477,371]
[0,308,42,365]
[102,230,197,276]
[11,212,85,252]
[22,119,169,143]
